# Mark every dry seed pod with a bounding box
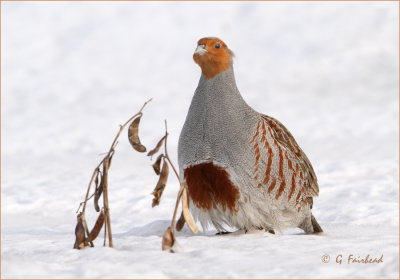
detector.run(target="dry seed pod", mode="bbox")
[175,211,185,232]
[73,214,86,249]
[182,187,198,234]
[94,155,112,212]
[152,154,164,175]
[86,210,105,242]
[128,116,146,152]
[151,160,169,207]
[162,227,175,251]
[94,169,99,189]
[147,136,166,158]
[94,170,104,212]
[94,183,103,212]
[151,184,166,207]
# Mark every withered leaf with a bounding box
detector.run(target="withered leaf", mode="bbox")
[161,227,175,252]
[73,214,87,249]
[182,186,198,234]
[152,154,164,175]
[151,160,169,207]
[128,116,146,153]
[175,211,185,232]
[147,136,166,158]
[86,210,105,242]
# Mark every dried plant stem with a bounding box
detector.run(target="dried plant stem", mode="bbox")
[103,214,107,247]
[81,167,100,214]
[164,156,184,190]
[162,120,186,232]
[170,188,184,233]
[163,120,185,190]
[81,213,94,247]
[164,154,186,232]
[102,158,113,248]
[80,98,152,215]
[160,120,198,251]
[76,98,152,249]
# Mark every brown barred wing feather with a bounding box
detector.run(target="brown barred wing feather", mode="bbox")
[262,115,319,197]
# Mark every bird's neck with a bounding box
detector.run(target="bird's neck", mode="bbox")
[195,65,250,111]
[199,63,235,86]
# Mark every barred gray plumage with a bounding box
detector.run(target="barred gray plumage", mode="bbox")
[178,37,322,234]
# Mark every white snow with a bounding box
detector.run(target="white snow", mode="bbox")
[2,1,399,279]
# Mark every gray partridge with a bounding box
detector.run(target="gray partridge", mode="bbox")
[178,37,323,234]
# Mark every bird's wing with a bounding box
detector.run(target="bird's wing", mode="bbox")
[262,115,319,197]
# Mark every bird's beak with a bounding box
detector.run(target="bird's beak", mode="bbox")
[194,44,207,55]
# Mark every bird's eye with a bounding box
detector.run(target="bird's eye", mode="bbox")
[214,43,220,49]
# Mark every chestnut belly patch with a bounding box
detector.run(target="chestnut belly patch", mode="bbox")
[184,162,240,213]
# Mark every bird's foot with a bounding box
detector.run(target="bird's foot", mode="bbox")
[244,227,275,234]
[216,231,231,235]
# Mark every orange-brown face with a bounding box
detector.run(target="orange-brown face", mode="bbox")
[193,37,234,80]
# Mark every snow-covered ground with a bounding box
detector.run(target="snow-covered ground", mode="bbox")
[2,2,399,279]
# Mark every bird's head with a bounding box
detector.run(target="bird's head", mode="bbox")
[193,37,234,80]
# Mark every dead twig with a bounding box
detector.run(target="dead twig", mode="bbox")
[156,120,198,252]
[74,99,152,250]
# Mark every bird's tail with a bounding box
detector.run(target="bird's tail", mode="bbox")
[311,214,323,233]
